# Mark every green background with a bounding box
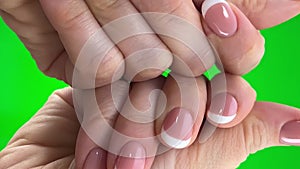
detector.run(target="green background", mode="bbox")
[0,14,300,168]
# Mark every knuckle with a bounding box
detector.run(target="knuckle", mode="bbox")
[173,49,214,77]
[48,0,91,31]
[134,0,184,14]
[242,115,269,154]
[87,0,120,11]
[239,0,267,14]
[226,34,265,74]
[57,9,90,31]
[89,49,124,86]
[62,11,85,28]
[124,38,172,76]
[0,0,29,11]
[162,0,184,15]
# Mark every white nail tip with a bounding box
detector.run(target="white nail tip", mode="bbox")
[207,113,236,124]
[281,137,300,144]
[201,0,228,17]
[161,129,191,149]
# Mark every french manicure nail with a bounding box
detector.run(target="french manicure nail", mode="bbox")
[280,121,300,146]
[84,148,106,169]
[207,93,237,124]
[202,0,238,37]
[115,142,146,169]
[161,108,193,149]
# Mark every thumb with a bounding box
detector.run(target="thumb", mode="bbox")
[246,102,300,152]
[198,102,300,169]
[228,0,300,29]
[193,0,300,29]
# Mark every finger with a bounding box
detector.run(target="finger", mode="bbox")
[205,102,300,167]
[0,87,78,169]
[184,102,300,169]
[75,128,107,169]
[39,0,124,88]
[251,102,300,148]
[131,0,216,76]
[155,74,207,149]
[228,0,300,29]
[0,1,68,81]
[206,73,256,127]
[107,78,164,169]
[198,73,256,143]
[194,0,300,30]
[200,1,265,75]
[84,0,173,81]
[74,80,129,168]
[193,0,300,75]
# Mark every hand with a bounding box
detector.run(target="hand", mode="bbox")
[0,0,298,139]
[70,2,300,168]
[74,75,255,168]
[1,0,299,86]
[0,0,298,168]
[150,101,300,169]
[1,86,300,169]
[0,88,78,168]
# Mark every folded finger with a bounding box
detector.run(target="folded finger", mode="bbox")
[198,72,256,143]
[131,0,215,76]
[74,81,129,168]
[40,0,124,88]
[75,128,107,169]
[155,74,207,149]
[84,0,173,81]
[107,78,164,169]
[0,1,68,81]
[200,1,265,75]
[206,73,256,127]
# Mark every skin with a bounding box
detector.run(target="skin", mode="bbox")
[0,86,299,169]
[0,0,298,142]
[0,0,300,168]
[74,75,256,169]
[0,0,298,81]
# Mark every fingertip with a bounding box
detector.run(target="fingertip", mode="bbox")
[202,3,265,75]
[207,93,238,125]
[201,0,238,38]
[160,108,193,149]
[83,148,107,169]
[206,73,256,128]
[75,128,102,169]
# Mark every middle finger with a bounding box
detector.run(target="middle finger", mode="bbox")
[85,0,173,81]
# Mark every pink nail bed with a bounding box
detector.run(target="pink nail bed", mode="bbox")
[115,142,146,169]
[202,0,237,37]
[83,148,106,169]
[161,108,193,149]
[280,121,300,146]
[208,93,237,124]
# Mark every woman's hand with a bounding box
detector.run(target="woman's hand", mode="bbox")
[151,101,300,169]
[0,86,299,169]
[0,88,78,168]
[0,0,299,168]
[0,0,299,86]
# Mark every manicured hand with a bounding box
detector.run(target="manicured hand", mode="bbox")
[1,86,299,169]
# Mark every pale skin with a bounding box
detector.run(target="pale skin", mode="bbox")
[0,0,300,168]
[0,85,299,169]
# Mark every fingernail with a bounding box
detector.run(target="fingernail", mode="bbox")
[202,0,237,37]
[280,121,300,146]
[115,142,146,169]
[208,93,237,124]
[84,148,106,169]
[161,108,193,149]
